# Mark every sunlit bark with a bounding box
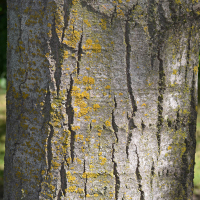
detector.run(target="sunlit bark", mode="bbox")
[4,0,200,199]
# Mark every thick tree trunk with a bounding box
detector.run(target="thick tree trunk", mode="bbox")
[4,0,200,199]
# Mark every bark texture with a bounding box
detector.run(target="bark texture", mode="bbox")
[4,0,200,199]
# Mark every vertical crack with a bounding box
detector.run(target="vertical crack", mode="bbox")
[60,162,67,197]
[114,95,117,108]
[125,17,137,117]
[185,25,191,83]
[89,122,92,131]
[84,159,87,198]
[57,190,62,200]
[135,145,144,200]
[51,15,61,97]
[62,0,73,42]
[47,124,54,174]
[181,138,188,199]
[141,120,145,132]
[150,160,155,191]
[126,116,137,159]
[112,144,120,200]
[174,109,180,131]
[156,47,166,155]
[77,33,83,75]
[65,75,75,163]
[112,110,118,143]
[125,14,137,160]
[110,6,117,25]
[189,71,197,141]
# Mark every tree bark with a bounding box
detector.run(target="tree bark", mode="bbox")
[4,0,200,199]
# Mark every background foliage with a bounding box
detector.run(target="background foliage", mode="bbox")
[0,0,6,90]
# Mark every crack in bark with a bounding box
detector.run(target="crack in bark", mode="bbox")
[126,116,137,159]
[60,162,67,197]
[156,47,166,155]
[84,159,87,198]
[125,15,137,117]
[89,122,92,131]
[147,0,156,38]
[62,0,73,42]
[135,145,144,200]
[125,12,137,160]
[77,33,83,75]
[189,71,197,141]
[174,109,180,131]
[185,25,191,83]
[65,75,76,163]
[182,71,197,199]
[141,120,145,132]
[64,155,70,168]
[112,144,120,200]
[110,5,117,25]
[112,110,118,143]
[57,190,62,200]
[181,138,188,199]
[114,95,117,108]
[150,160,155,192]
[19,70,28,97]
[51,15,62,97]
[47,123,54,174]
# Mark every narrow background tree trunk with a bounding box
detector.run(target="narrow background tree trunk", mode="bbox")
[4,0,200,199]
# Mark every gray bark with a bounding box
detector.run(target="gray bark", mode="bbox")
[4,0,200,199]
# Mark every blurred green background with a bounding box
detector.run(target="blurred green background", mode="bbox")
[0,1,200,199]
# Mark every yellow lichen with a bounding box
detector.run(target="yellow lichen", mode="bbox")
[93,104,100,111]
[168,146,172,150]
[99,19,107,30]
[76,188,84,193]
[99,156,107,165]
[71,126,80,131]
[82,76,95,85]
[105,121,111,126]
[193,66,198,75]
[83,19,91,27]
[63,25,82,48]
[105,85,111,89]
[89,165,94,169]
[68,186,77,193]
[173,69,177,75]
[86,86,92,90]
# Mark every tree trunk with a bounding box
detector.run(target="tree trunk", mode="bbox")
[4,0,200,199]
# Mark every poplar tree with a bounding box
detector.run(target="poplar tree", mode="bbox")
[4,0,200,199]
